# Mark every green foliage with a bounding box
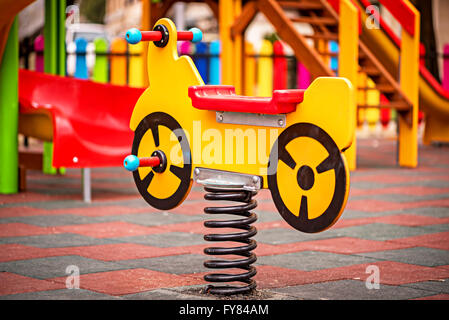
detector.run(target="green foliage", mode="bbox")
[80,0,106,24]
[264,33,280,44]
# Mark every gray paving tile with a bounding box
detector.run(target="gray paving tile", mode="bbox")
[0,289,120,300]
[401,279,449,294]
[355,247,449,267]
[94,212,205,226]
[419,223,449,233]
[0,256,126,279]
[405,207,449,218]
[0,215,105,227]
[115,254,207,275]
[256,251,377,271]
[123,287,213,300]
[254,227,335,245]
[0,233,116,248]
[325,223,433,241]
[108,232,205,247]
[273,279,434,300]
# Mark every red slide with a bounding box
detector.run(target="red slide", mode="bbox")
[19,69,145,168]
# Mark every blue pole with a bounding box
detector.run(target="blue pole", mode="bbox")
[74,38,89,80]
[209,41,220,85]
[194,42,208,83]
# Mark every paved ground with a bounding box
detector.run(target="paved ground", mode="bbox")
[1,138,449,300]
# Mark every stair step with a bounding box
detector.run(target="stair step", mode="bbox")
[358,84,396,93]
[304,33,339,41]
[278,1,324,11]
[290,16,338,26]
[360,66,381,77]
[358,102,411,111]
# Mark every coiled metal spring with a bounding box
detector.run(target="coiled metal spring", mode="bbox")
[202,186,258,295]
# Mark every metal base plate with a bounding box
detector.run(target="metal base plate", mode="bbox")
[193,167,262,191]
[216,111,286,128]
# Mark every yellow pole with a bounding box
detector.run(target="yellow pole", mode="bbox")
[141,0,151,87]
[257,40,273,97]
[110,38,127,86]
[398,1,420,168]
[366,78,380,131]
[338,0,359,170]
[233,0,243,94]
[128,42,145,87]
[244,41,256,96]
[219,0,234,85]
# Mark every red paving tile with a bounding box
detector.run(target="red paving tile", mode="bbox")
[184,261,449,289]
[347,199,449,212]
[0,192,75,204]
[0,244,61,262]
[350,186,449,197]
[354,261,449,286]
[333,214,449,229]
[60,206,154,217]
[55,243,193,261]
[0,206,154,218]
[0,223,57,238]
[351,174,449,184]
[389,231,449,250]
[254,237,414,256]
[54,221,158,238]
[0,272,65,296]
[50,269,204,296]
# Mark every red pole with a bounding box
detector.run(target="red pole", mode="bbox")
[273,41,287,90]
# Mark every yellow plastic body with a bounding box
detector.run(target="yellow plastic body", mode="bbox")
[129,18,355,191]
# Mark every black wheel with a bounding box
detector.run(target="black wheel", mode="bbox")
[267,123,349,233]
[132,112,192,210]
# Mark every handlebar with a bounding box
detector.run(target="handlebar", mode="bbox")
[126,26,203,45]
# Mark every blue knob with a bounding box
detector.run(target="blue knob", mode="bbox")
[124,155,140,172]
[189,28,203,43]
[126,28,142,45]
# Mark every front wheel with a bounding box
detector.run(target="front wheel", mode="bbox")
[131,112,192,210]
[267,123,350,233]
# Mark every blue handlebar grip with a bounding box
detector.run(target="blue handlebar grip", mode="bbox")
[190,28,203,43]
[124,155,140,172]
[126,28,142,45]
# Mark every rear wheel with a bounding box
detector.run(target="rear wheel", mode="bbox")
[267,123,349,233]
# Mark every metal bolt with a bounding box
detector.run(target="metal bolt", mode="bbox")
[252,176,259,185]
[278,119,284,127]
[194,168,200,177]
[217,114,223,122]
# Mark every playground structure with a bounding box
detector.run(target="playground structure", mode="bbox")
[140,0,449,170]
[0,0,448,298]
[1,1,449,195]
[123,17,353,294]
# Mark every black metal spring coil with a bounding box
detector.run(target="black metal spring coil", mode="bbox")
[202,186,258,295]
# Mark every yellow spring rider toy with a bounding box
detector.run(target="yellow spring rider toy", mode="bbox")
[124,19,354,295]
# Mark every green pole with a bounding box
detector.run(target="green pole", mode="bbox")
[43,0,66,175]
[0,18,19,194]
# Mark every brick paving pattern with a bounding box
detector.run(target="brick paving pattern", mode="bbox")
[1,138,449,300]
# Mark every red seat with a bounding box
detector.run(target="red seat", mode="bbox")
[189,85,304,115]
